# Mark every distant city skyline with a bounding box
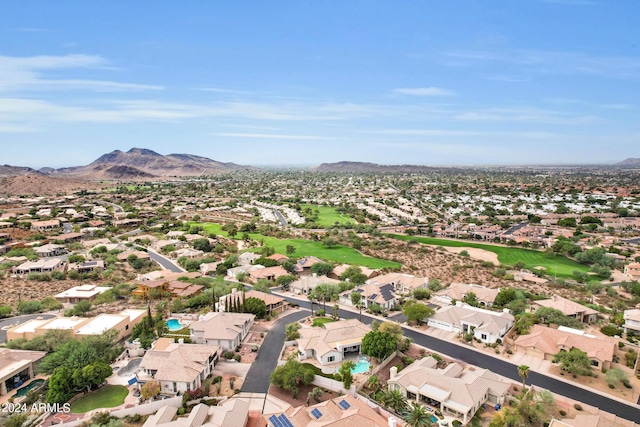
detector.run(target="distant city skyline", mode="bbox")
[0,1,638,168]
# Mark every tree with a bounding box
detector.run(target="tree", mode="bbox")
[362,331,397,362]
[380,388,407,414]
[378,321,404,344]
[73,362,112,392]
[350,291,362,306]
[402,301,434,325]
[605,368,630,388]
[46,367,74,404]
[270,358,315,398]
[463,291,479,307]
[339,361,355,388]
[221,223,238,238]
[366,374,380,391]
[340,266,367,285]
[403,402,431,427]
[553,348,593,377]
[535,307,583,330]
[412,288,430,300]
[243,297,267,318]
[308,387,323,403]
[285,322,301,340]
[310,262,334,276]
[517,365,529,391]
[141,380,161,400]
[286,245,296,255]
[192,238,212,252]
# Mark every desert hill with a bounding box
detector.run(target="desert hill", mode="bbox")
[47,147,255,179]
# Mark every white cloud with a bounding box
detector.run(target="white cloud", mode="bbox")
[213,132,328,140]
[394,87,455,96]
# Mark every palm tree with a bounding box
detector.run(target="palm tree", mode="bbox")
[381,388,408,414]
[403,402,432,427]
[356,301,364,322]
[307,294,315,316]
[517,365,530,391]
[366,374,380,392]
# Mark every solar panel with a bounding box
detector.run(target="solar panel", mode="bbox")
[311,408,322,419]
[279,414,294,427]
[268,415,281,427]
[339,399,351,410]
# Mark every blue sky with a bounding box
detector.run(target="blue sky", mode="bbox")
[0,1,638,168]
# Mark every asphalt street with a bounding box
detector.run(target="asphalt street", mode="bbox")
[147,249,185,273]
[241,309,309,393]
[283,296,640,423]
[0,313,57,343]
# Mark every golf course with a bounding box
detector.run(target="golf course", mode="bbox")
[387,234,590,279]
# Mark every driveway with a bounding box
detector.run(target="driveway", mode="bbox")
[0,313,57,344]
[241,309,309,393]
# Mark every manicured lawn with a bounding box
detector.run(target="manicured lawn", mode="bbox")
[70,385,129,414]
[190,222,401,269]
[312,317,335,327]
[300,204,355,227]
[387,234,589,279]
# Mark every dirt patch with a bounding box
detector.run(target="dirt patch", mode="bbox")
[442,246,499,265]
[547,364,640,404]
[268,383,338,408]
[209,375,244,397]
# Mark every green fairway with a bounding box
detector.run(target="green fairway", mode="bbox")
[300,204,355,227]
[70,385,128,413]
[190,222,400,269]
[387,234,589,279]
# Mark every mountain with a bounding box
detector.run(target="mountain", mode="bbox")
[47,148,255,179]
[616,158,640,167]
[314,161,437,173]
[0,175,102,196]
[0,165,43,177]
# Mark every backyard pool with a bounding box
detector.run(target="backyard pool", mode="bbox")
[166,318,183,331]
[350,357,371,374]
[430,415,438,424]
[14,379,45,397]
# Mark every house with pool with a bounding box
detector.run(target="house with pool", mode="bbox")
[387,356,510,424]
[0,349,46,396]
[297,319,371,366]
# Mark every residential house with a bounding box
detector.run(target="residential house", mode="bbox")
[30,219,60,232]
[387,356,510,424]
[12,258,65,275]
[116,250,151,262]
[174,248,204,259]
[329,264,380,281]
[6,309,146,342]
[69,260,106,274]
[514,325,616,371]
[624,263,640,279]
[189,312,254,350]
[622,309,640,335]
[238,251,260,266]
[289,275,340,295]
[533,295,599,324]
[137,339,220,395]
[131,280,203,299]
[433,283,500,307]
[427,303,515,344]
[244,290,288,315]
[55,232,83,243]
[267,394,390,427]
[297,319,371,365]
[0,349,47,396]
[34,243,67,258]
[340,283,397,311]
[226,264,264,279]
[267,253,289,263]
[249,265,289,282]
[549,413,632,427]
[142,399,249,427]
[367,272,429,295]
[55,284,111,304]
[294,256,324,275]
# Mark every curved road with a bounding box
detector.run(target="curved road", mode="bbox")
[274,296,640,423]
[147,249,185,273]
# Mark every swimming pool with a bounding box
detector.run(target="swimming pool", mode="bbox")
[350,357,370,374]
[14,379,45,397]
[166,318,182,331]
[430,415,438,423]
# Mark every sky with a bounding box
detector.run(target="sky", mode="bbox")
[0,1,638,168]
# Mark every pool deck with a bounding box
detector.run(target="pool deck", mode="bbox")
[0,375,47,404]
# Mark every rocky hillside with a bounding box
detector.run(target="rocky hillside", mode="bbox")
[0,165,43,177]
[47,147,255,179]
[616,158,640,167]
[0,175,103,196]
